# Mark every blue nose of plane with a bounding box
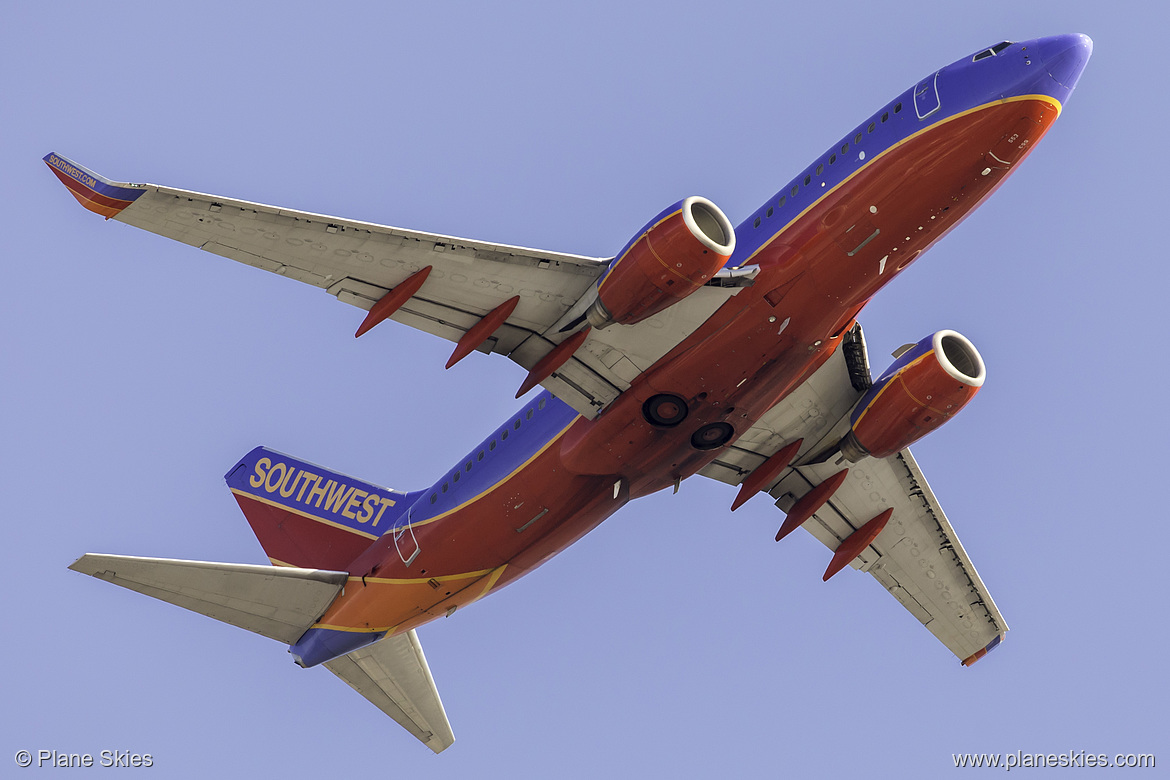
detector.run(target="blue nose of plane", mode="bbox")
[1036,33,1093,90]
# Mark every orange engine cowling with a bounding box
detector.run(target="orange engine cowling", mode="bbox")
[587,196,735,328]
[840,330,985,461]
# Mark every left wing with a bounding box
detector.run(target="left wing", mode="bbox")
[700,326,1008,665]
[44,152,743,417]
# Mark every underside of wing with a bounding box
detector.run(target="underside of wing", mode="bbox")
[325,631,455,753]
[45,152,745,417]
[768,449,1007,664]
[699,324,1007,665]
[67,554,347,644]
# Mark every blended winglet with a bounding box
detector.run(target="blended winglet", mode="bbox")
[43,152,147,218]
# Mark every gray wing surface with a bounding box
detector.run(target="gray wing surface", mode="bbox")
[67,554,347,644]
[325,631,456,753]
[699,327,1008,664]
[70,554,455,751]
[55,153,744,417]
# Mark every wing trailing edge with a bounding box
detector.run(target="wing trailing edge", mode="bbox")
[68,553,347,643]
[325,631,455,753]
[69,554,455,751]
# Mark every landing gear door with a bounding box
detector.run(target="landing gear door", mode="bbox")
[914,70,942,119]
[393,509,420,567]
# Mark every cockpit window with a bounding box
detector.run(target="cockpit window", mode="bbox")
[973,41,1013,62]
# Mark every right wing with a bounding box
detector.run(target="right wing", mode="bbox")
[325,631,455,754]
[699,326,1008,665]
[45,152,744,417]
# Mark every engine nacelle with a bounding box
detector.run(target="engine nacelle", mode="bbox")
[587,196,735,328]
[840,330,985,461]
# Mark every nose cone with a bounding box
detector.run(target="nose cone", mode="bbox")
[1036,33,1093,89]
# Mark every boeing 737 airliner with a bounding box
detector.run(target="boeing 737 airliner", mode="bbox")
[50,33,1092,752]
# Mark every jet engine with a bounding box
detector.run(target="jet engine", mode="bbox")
[587,196,735,328]
[839,329,985,461]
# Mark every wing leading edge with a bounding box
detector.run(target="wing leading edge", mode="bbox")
[68,554,454,751]
[700,327,1007,665]
[44,152,743,417]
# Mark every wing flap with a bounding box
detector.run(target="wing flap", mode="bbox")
[47,153,754,418]
[68,554,347,644]
[768,450,1008,662]
[325,631,455,753]
[695,323,1006,664]
[700,330,864,486]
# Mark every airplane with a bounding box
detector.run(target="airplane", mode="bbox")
[49,33,1092,753]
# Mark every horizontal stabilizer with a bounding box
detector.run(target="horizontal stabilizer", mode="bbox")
[68,554,347,644]
[326,631,455,753]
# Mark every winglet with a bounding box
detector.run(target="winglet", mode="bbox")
[960,633,1005,666]
[43,152,147,219]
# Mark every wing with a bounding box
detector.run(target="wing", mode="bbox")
[325,631,455,754]
[67,554,347,644]
[699,326,1008,665]
[44,152,744,417]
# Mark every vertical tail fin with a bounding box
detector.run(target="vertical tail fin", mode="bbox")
[225,447,420,571]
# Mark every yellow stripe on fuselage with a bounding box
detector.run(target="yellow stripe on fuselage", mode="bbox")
[398,416,581,533]
[738,94,1063,268]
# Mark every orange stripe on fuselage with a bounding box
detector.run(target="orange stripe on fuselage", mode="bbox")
[306,95,1068,640]
[308,423,628,636]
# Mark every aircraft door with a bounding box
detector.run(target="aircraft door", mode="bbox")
[914,70,942,119]
[393,508,420,567]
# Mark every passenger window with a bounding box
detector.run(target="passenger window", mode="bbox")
[868,122,875,133]
[791,185,799,197]
[453,471,460,483]
[514,420,521,430]
[778,196,786,207]
[489,440,497,451]
[430,493,437,504]
[881,112,889,123]
[816,164,823,175]
[841,142,849,154]
[525,409,533,420]
[538,398,546,410]
[477,450,485,461]
[829,154,836,165]
[753,217,761,228]
[894,102,902,113]
[501,430,509,441]
[803,174,811,186]
[465,461,473,471]
[854,133,862,144]
[441,483,448,493]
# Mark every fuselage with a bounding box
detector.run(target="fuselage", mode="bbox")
[290,34,1092,667]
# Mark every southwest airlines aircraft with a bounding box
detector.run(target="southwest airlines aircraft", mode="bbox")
[50,34,1091,752]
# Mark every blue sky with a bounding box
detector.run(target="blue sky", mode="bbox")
[4,1,1166,776]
